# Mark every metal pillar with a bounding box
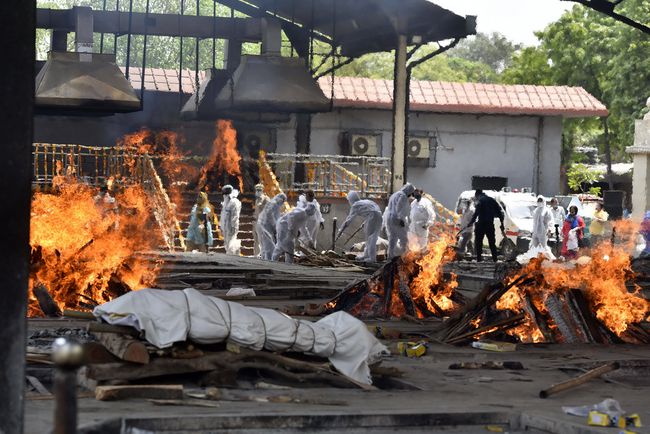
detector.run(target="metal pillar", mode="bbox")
[0,0,34,432]
[74,6,94,53]
[390,33,408,193]
[51,30,68,52]
[223,39,242,72]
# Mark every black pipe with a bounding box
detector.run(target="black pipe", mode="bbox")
[124,0,134,79]
[140,0,151,104]
[331,217,337,250]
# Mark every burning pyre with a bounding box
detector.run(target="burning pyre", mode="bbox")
[328,222,650,345]
[29,176,160,317]
[327,235,462,319]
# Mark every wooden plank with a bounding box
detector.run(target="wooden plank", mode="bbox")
[95,385,183,401]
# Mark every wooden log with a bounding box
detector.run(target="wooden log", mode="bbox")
[446,313,526,344]
[87,322,139,337]
[544,293,589,344]
[569,289,609,344]
[539,362,620,398]
[94,332,150,364]
[63,309,95,320]
[522,292,554,343]
[95,385,183,401]
[32,284,61,317]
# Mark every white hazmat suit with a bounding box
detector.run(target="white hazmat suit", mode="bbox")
[383,183,415,258]
[337,191,383,263]
[220,186,242,255]
[409,196,436,252]
[531,196,553,248]
[256,193,286,261]
[297,194,324,249]
[272,203,316,264]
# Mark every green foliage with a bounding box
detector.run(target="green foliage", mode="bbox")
[502,1,650,163]
[450,32,522,73]
[567,163,602,194]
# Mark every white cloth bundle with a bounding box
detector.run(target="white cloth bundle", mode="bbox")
[94,288,388,385]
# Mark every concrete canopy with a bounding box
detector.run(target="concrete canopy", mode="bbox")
[217,0,476,57]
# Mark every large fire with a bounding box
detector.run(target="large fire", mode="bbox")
[29,176,159,317]
[332,235,460,319]
[198,120,243,192]
[495,221,650,343]
[119,128,199,207]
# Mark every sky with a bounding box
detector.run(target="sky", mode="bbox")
[432,0,574,46]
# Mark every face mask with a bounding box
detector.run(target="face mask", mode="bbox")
[537,202,544,208]
[255,191,261,198]
[414,194,422,201]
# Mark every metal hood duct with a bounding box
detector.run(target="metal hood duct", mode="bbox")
[180,68,290,123]
[214,55,330,113]
[35,51,141,113]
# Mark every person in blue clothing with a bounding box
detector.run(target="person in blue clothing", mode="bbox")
[186,191,214,253]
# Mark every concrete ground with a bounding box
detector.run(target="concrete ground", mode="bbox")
[25,342,650,433]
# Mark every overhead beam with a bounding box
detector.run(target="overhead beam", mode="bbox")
[36,8,263,40]
[561,0,650,34]
[215,0,333,45]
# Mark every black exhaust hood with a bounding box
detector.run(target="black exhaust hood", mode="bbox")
[213,55,330,114]
[35,51,141,114]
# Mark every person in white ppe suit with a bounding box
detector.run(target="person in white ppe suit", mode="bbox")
[219,184,242,255]
[408,189,436,252]
[336,191,383,263]
[256,193,286,261]
[297,189,325,249]
[456,200,475,255]
[272,203,316,264]
[383,183,416,258]
[253,184,270,257]
[531,195,553,248]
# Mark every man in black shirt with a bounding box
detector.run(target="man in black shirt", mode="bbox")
[466,190,505,262]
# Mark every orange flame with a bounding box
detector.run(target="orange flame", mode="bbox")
[198,120,243,192]
[29,177,159,316]
[119,128,199,207]
[497,220,650,342]
[408,234,459,316]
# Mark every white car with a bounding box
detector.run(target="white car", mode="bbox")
[456,190,539,258]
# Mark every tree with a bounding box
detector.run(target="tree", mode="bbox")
[450,32,522,73]
[566,163,603,196]
[501,1,650,185]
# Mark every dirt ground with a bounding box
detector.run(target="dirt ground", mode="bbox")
[25,342,650,433]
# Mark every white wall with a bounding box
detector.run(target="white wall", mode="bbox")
[277,109,563,209]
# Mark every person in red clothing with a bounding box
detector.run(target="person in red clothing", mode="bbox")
[561,205,586,258]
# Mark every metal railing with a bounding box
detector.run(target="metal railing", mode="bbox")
[32,143,184,251]
[264,153,391,198]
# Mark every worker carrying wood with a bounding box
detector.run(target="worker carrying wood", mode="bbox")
[256,193,287,261]
[297,189,325,250]
[272,202,316,264]
[383,183,416,258]
[336,191,382,263]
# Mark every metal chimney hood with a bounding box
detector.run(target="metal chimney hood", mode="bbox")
[213,55,330,113]
[180,68,290,123]
[35,51,141,113]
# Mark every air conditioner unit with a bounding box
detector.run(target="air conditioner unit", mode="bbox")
[407,136,430,159]
[240,129,273,154]
[350,134,379,156]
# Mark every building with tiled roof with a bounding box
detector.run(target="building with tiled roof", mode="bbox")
[35,67,607,208]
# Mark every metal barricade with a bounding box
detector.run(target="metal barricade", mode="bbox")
[264,153,391,199]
